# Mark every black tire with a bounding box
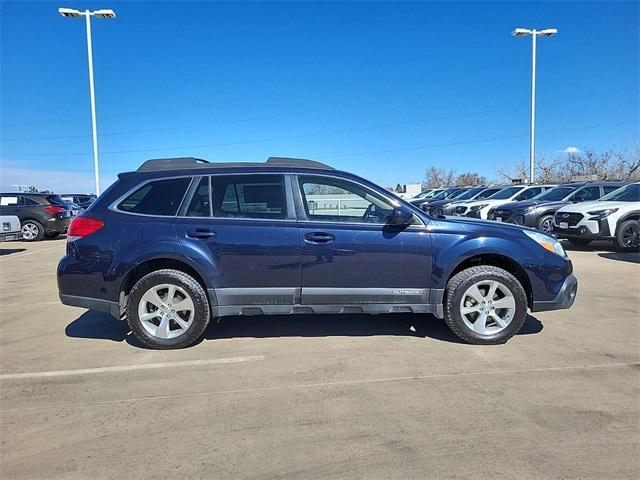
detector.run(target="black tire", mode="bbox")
[20,220,45,242]
[126,269,211,349]
[44,231,60,239]
[444,265,528,345]
[537,214,554,234]
[567,237,592,247]
[615,219,640,252]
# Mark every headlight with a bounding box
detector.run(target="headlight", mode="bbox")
[524,230,567,258]
[587,208,618,219]
[470,203,489,211]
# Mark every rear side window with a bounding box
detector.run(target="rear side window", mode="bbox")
[602,186,621,195]
[118,178,191,216]
[570,186,600,202]
[211,175,287,219]
[23,197,39,206]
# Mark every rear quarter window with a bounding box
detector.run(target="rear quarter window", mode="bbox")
[118,177,192,216]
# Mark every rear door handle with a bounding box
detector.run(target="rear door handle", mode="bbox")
[186,228,217,239]
[304,232,334,244]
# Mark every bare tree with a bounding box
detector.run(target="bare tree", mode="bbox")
[456,172,487,186]
[423,167,456,188]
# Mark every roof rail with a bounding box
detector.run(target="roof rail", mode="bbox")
[135,156,334,173]
[137,157,210,172]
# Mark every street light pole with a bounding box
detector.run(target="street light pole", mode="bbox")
[59,7,116,196]
[512,27,557,184]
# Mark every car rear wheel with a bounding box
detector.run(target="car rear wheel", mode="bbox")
[21,220,44,242]
[537,215,554,234]
[615,220,640,251]
[126,269,211,349]
[567,238,592,247]
[444,266,528,344]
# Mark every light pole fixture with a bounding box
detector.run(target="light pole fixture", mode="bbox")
[58,7,116,196]
[512,27,557,183]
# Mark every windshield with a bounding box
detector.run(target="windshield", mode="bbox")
[453,187,485,200]
[415,190,432,199]
[531,186,576,202]
[428,189,451,200]
[444,189,466,199]
[599,183,640,202]
[475,187,502,199]
[487,186,524,200]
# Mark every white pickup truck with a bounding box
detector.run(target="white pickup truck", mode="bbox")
[0,215,22,242]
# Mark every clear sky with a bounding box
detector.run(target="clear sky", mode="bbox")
[1,1,638,193]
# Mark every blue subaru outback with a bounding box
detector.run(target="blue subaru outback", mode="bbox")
[57,157,577,349]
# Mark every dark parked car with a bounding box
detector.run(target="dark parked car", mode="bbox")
[487,181,623,234]
[424,186,505,216]
[413,187,467,209]
[58,157,577,349]
[0,193,74,241]
[61,194,97,209]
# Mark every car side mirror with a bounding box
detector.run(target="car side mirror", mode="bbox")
[388,207,413,225]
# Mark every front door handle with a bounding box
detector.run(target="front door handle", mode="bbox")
[186,228,217,239]
[304,232,334,244]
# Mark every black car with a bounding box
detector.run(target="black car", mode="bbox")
[60,194,97,209]
[0,193,74,241]
[487,181,623,234]
[425,186,506,216]
[413,187,468,209]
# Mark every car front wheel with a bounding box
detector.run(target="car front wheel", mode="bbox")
[444,266,528,344]
[615,220,640,251]
[537,215,554,234]
[126,269,211,349]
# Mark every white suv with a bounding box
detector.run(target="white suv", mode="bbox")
[455,184,554,220]
[553,182,640,250]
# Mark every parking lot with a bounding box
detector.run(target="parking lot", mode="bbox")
[0,238,638,479]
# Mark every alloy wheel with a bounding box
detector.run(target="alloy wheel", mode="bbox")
[540,218,553,234]
[622,223,639,248]
[21,223,39,240]
[137,283,195,339]
[459,280,516,335]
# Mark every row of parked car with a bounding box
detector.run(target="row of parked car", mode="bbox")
[408,181,640,251]
[0,192,96,242]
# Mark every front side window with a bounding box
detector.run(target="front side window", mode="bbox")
[515,187,543,201]
[602,185,622,195]
[488,186,524,200]
[599,183,640,202]
[211,175,287,219]
[118,177,191,216]
[299,175,397,224]
[570,186,600,202]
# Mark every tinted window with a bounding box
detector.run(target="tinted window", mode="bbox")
[211,175,286,219]
[476,188,502,199]
[488,186,524,200]
[22,197,39,206]
[119,178,191,216]
[515,187,543,201]
[602,185,621,195]
[599,183,640,202]
[299,175,396,224]
[570,186,600,202]
[185,177,211,217]
[455,187,485,200]
[531,187,575,201]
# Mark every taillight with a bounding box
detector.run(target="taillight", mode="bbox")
[45,205,65,215]
[67,217,104,241]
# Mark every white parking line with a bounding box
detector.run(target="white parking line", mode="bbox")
[0,355,265,380]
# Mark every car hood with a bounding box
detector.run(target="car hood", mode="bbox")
[424,199,458,208]
[435,214,535,234]
[556,200,637,213]
[463,198,511,209]
[495,200,570,211]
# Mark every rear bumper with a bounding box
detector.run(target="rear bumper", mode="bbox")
[531,274,578,312]
[59,294,120,319]
[0,231,22,242]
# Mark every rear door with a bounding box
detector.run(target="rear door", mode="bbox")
[294,174,432,306]
[173,174,301,306]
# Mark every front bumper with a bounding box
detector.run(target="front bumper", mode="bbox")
[531,274,578,312]
[553,218,612,240]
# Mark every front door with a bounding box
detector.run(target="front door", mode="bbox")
[174,174,300,306]
[294,174,432,306]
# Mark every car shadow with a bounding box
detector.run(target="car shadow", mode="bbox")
[0,248,26,256]
[597,252,640,264]
[66,310,543,348]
